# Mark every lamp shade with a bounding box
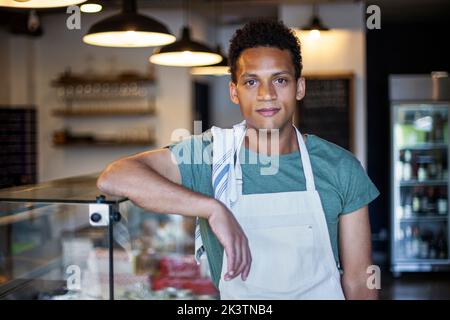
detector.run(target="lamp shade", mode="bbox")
[191,46,229,76]
[83,0,175,47]
[0,0,87,8]
[301,16,329,31]
[80,2,102,13]
[150,27,222,67]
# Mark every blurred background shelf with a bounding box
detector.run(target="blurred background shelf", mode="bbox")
[53,140,156,147]
[52,109,156,117]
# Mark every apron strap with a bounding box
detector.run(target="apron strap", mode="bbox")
[294,127,316,191]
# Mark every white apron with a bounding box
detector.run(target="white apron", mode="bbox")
[218,127,345,300]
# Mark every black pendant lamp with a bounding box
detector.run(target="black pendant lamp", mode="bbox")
[301,4,329,40]
[80,1,102,13]
[191,45,229,76]
[150,26,222,67]
[83,0,176,48]
[0,0,87,8]
[190,1,228,75]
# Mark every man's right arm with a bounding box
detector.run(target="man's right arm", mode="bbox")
[97,148,215,220]
[96,148,252,281]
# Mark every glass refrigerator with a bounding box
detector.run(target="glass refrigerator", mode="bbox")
[390,73,450,275]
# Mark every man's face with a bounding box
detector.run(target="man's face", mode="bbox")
[229,46,305,130]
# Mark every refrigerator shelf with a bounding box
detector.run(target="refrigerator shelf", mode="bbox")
[395,258,449,264]
[399,143,448,150]
[399,180,448,187]
[399,216,448,222]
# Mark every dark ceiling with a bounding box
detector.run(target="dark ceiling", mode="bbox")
[1,0,449,36]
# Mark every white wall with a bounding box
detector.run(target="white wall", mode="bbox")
[4,8,209,182]
[207,25,245,129]
[281,2,367,165]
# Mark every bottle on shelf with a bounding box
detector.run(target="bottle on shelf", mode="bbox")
[412,187,421,216]
[436,229,448,259]
[435,151,443,180]
[404,225,413,258]
[426,187,436,215]
[433,112,445,142]
[427,155,437,180]
[429,237,438,259]
[419,229,431,259]
[419,187,429,215]
[411,226,421,258]
[417,161,428,182]
[403,191,413,218]
[437,187,448,216]
[403,150,412,181]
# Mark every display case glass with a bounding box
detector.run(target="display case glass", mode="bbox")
[0,175,218,300]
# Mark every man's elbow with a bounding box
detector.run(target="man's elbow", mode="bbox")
[97,161,122,194]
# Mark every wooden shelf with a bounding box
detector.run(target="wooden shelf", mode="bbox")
[52,109,156,117]
[51,75,155,87]
[53,140,155,147]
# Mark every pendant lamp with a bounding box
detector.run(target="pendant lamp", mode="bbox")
[301,4,329,40]
[0,0,87,8]
[80,1,102,13]
[150,0,221,67]
[190,45,229,76]
[83,0,175,48]
[190,1,229,75]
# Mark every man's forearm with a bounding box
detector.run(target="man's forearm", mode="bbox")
[341,274,379,300]
[97,159,217,219]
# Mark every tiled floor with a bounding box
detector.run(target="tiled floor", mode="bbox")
[380,272,450,300]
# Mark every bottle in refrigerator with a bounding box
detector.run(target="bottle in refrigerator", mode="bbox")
[436,229,448,259]
[418,162,428,182]
[433,113,445,142]
[403,150,412,181]
[404,225,413,258]
[437,188,448,215]
[403,192,413,218]
[428,155,438,179]
[426,187,436,215]
[419,237,429,259]
[429,237,438,259]
[411,226,421,258]
[412,187,421,215]
[420,188,429,215]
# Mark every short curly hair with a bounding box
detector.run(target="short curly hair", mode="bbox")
[228,19,302,83]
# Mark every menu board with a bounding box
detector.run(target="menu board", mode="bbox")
[0,106,36,189]
[295,73,354,151]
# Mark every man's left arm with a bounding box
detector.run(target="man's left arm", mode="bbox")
[339,205,379,300]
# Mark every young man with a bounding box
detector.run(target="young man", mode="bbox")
[97,20,380,299]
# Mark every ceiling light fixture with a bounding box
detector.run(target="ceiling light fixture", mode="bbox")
[83,0,175,48]
[301,4,329,40]
[80,1,102,13]
[150,0,222,67]
[0,0,87,8]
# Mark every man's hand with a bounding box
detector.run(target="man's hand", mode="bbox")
[208,202,252,282]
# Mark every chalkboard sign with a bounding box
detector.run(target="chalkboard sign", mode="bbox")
[0,106,37,189]
[295,73,354,152]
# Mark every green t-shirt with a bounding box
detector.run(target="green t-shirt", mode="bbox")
[168,129,379,288]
